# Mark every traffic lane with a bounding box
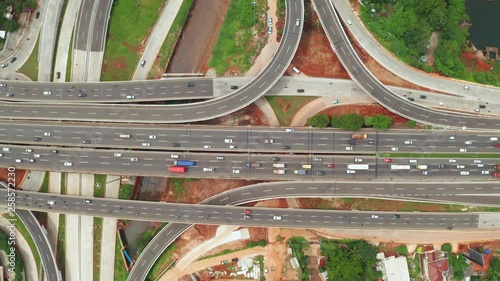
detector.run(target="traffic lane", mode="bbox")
[7,191,481,229]
[16,210,60,281]
[319,0,500,130]
[74,0,93,51]
[91,0,112,51]
[0,78,214,102]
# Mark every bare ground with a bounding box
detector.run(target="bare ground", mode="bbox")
[193,103,269,126]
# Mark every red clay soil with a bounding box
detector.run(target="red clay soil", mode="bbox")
[162,178,266,204]
[193,103,269,126]
[461,51,493,72]
[319,104,408,123]
[378,242,408,257]
[0,168,28,189]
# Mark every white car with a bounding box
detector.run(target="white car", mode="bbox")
[482,170,490,175]
[459,148,467,152]
[449,159,457,163]
[408,159,417,163]
[474,160,482,164]
[404,140,413,144]
[224,139,233,143]
[130,157,139,162]
[216,156,224,160]
[464,141,472,145]
[203,145,212,149]
[477,164,484,168]
[26,149,33,152]
[265,139,274,144]
[490,137,498,141]
[273,215,282,220]
[439,102,445,106]
[43,132,51,136]
[449,136,455,140]
[285,128,294,133]
[332,99,340,104]
[229,145,237,149]
[171,154,179,159]
[142,143,150,147]
[33,154,41,158]
[149,135,156,139]
[47,200,56,205]
[232,169,240,174]
[313,158,322,162]
[354,158,362,162]
[15,159,22,163]
[2,147,10,152]
[456,165,465,169]
[371,215,378,219]
[345,146,353,151]
[203,167,215,172]
[346,170,356,174]
[347,19,352,26]
[114,153,123,157]
[391,147,399,151]
[460,171,470,176]
[64,162,73,166]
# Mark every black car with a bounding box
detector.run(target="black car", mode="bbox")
[408,97,415,101]
[297,89,305,93]
[35,11,40,19]
[171,143,181,147]
[82,140,91,144]
[10,57,16,63]
[186,82,195,87]
[316,171,325,176]
[283,145,290,150]
[392,214,400,219]
[78,92,87,97]
[438,164,448,169]
[230,85,239,90]
[420,95,427,99]
[56,72,61,79]
[272,157,280,161]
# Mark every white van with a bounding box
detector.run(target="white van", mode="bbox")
[490,137,498,141]
[417,165,427,170]
[292,67,300,74]
[43,91,51,96]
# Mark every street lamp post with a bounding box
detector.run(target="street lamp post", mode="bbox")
[252,1,256,27]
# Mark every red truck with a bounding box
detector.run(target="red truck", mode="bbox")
[352,133,367,139]
[168,166,186,173]
[494,165,500,170]
[493,172,500,178]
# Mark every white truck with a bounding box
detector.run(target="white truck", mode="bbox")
[273,163,286,168]
[273,170,286,175]
[347,164,369,170]
[390,165,411,170]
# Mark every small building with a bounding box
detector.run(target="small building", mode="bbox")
[377,252,411,281]
[290,257,300,269]
[419,250,451,281]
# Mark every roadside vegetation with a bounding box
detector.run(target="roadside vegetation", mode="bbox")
[18,35,39,81]
[308,113,395,130]
[360,0,500,87]
[148,0,193,79]
[39,171,49,193]
[0,230,25,281]
[288,237,310,281]
[102,0,165,81]
[266,96,318,125]
[119,183,134,200]
[94,174,106,198]
[114,236,129,281]
[170,178,198,202]
[321,239,381,281]
[146,245,176,280]
[208,0,268,75]
[57,214,66,279]
[93,218,103,281]
[0,1,36,32]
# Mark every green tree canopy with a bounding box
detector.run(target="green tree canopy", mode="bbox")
[331,114,363,131]
[372,114,393,129]
[307,114,330,128]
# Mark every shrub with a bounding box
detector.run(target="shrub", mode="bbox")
[364,116,373,127]
[306,114,330,128]
[372,114,393,129]
[441,243,452,252]
[406,120,417,128]
[331,114,363,131]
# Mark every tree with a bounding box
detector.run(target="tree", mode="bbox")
[331,114,363,131]
[364,116,373,127]
[372,114,392,129]
[406,120,417,128]
[395,245,408,256]
[2,19,19,32]
[487,257,500,281]
[306,114,330,128]
[441,243,452,252]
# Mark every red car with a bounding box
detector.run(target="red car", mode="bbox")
[384,158,392,163]
[244,209,252,214]
[327,164,335,168]
[494,143,500,148]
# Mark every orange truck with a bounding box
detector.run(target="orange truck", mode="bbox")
[493,172,500,178]
[494,165,500,170]
[352,133,367,139]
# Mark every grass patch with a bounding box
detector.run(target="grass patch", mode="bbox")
[60,173,66,194]
[130,224,167,257]
[265,96,318,126]
[114,234,129,281]
[57,214,66,278]
[102,0,166,81]
[146,245,176,280]
[39,171,49,193]
[94,174,107,198]
[10,214,41,274]
[93,217,103,281]
[171,178,198,202]
[379,153,500,158]
[199,240,267,261]
[148,0,193,79]
[18,35,40,81]
[0,229,25,281]
[208,0,268,75]
[119,183,134,200]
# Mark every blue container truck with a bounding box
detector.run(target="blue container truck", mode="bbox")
[174,160,196,166]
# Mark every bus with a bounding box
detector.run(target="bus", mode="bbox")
[347,164,369,170]
[390,165,411,170]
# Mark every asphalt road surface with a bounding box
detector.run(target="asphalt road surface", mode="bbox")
[0,78,214,102]
[313,0,500,130]
[1,123,500,154]
[0,0,303,124]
